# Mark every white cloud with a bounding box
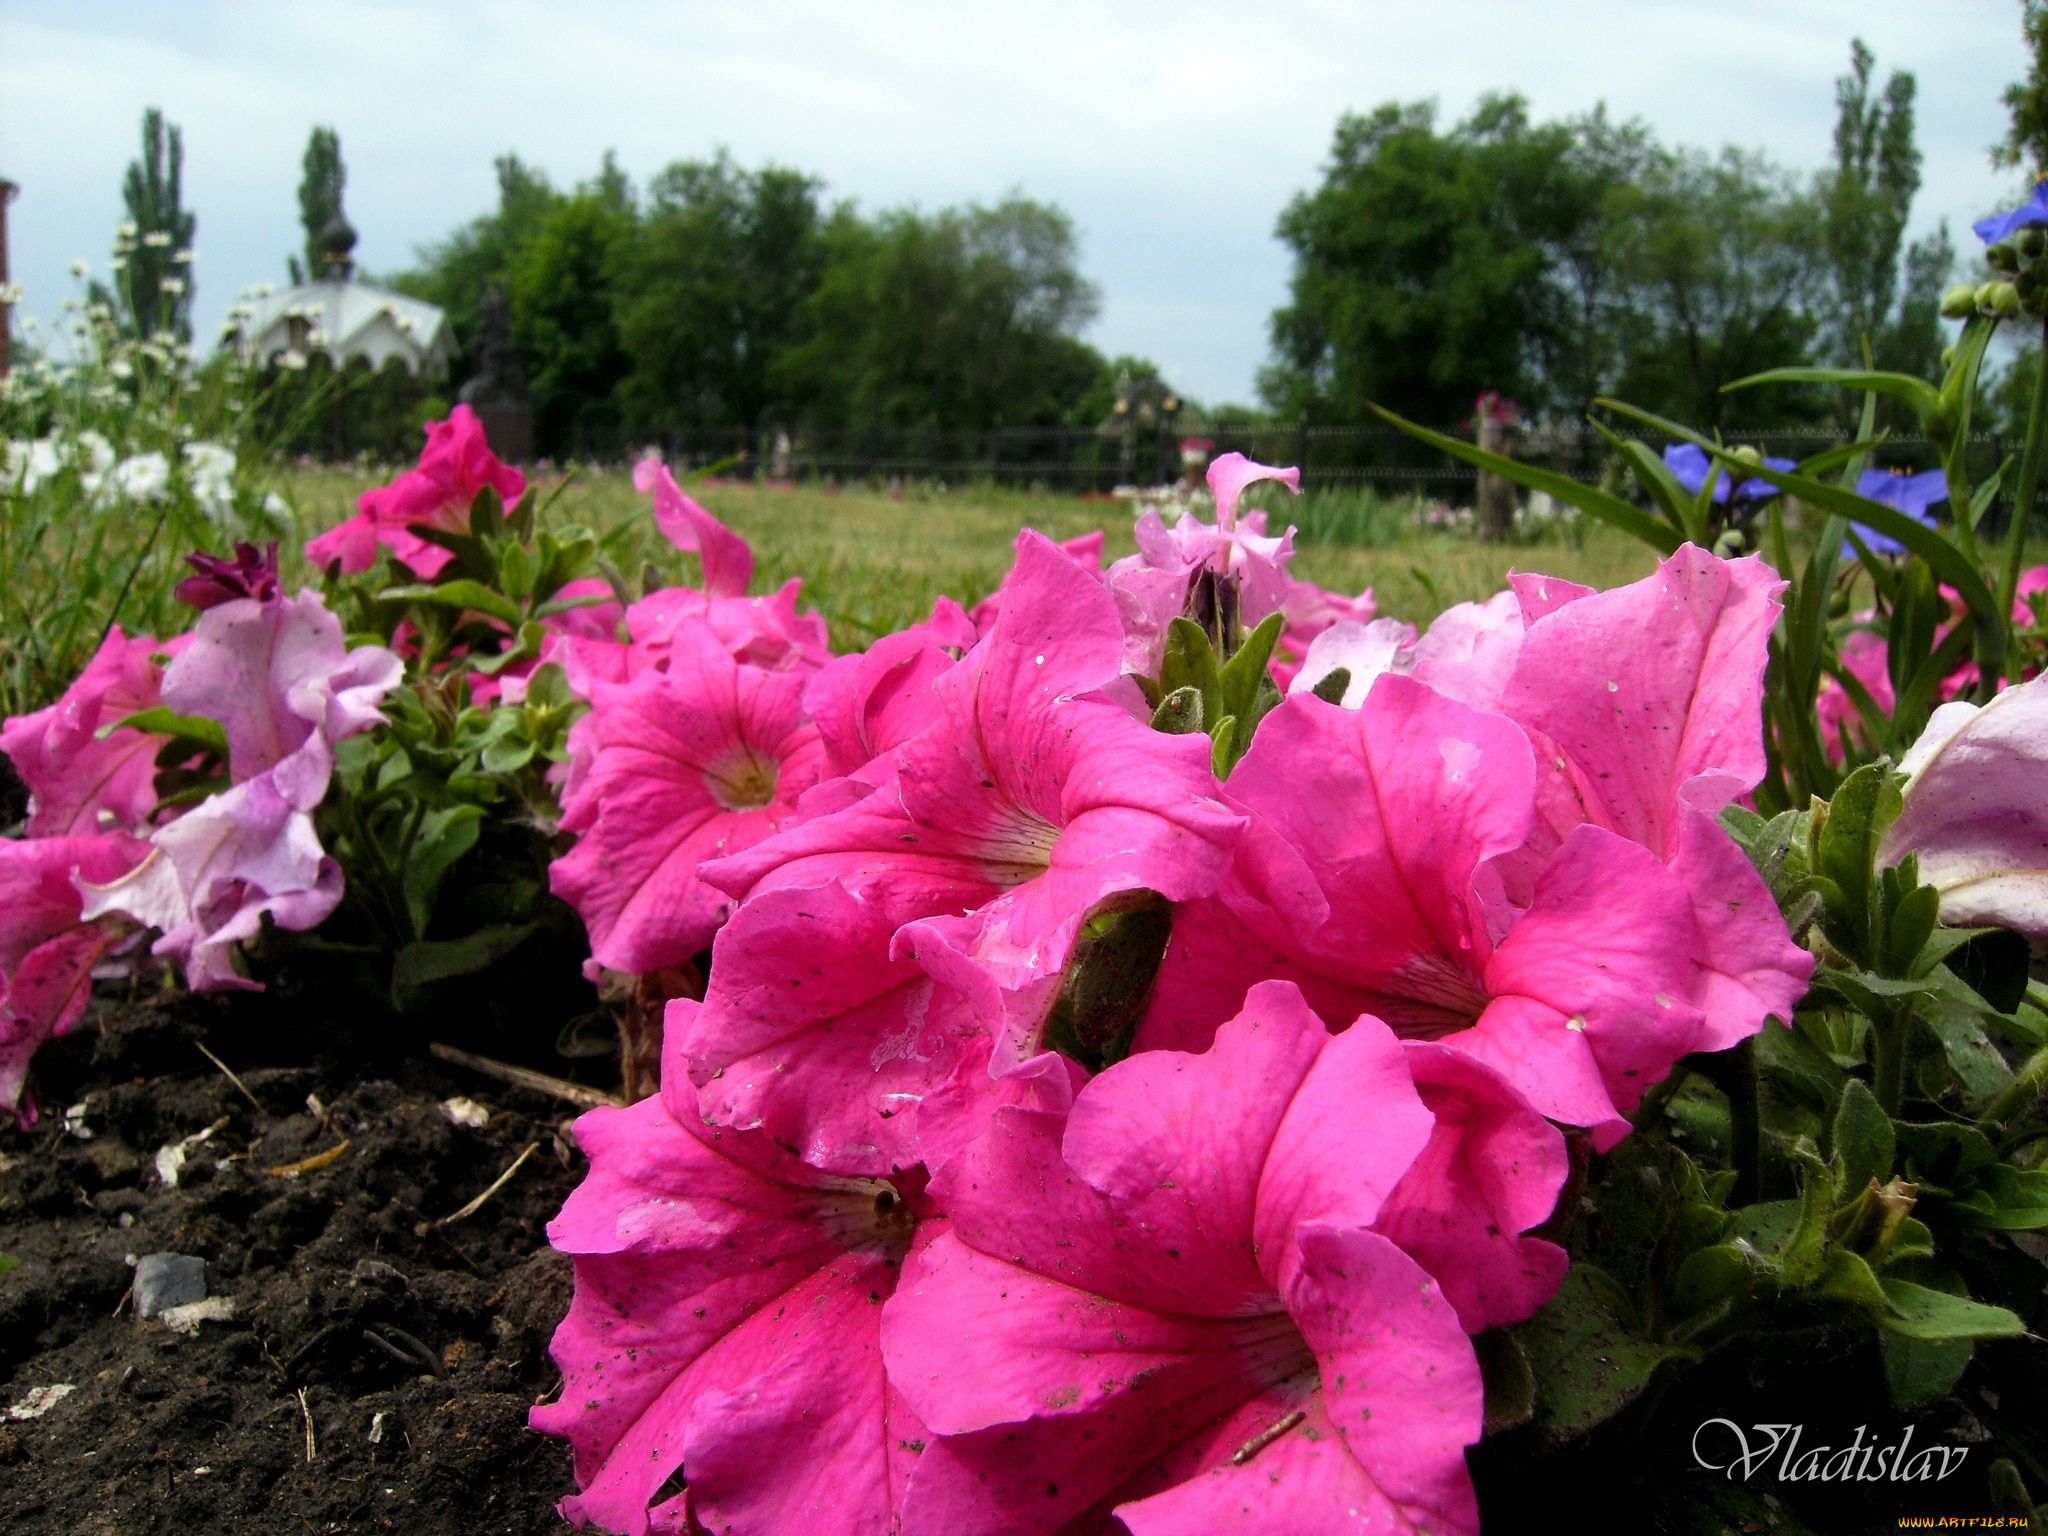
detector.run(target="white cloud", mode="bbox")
[0,0,2024,403]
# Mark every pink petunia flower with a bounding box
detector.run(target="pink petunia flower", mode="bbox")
[635,460,754,598]
[968,529,1104,633]
[0,627,184,838]
[1138,678,1729,1148]
[305,404,525,577]
[1270,574,1377,690]
[678,531,1243,1174]
[881,981,1491,1536]
[530,1000,934,1536]
[806,597,977,778]
[0,832,150,1125]
[550,620,830,975]
[1105,453,1302,676]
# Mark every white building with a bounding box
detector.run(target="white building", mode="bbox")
[222,278,455,376]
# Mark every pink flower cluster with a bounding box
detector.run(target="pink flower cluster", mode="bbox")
[0,548,399,1122]
[306,404,526,577]
[532,456,1814,1534]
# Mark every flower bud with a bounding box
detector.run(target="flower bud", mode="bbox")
[1941,284,1978,319]
[1978,281,2004,312]
[1991,282,2024,316]
[1989,241,2022,273]
[1730,445,1763,468]
[2021,227,2047,260]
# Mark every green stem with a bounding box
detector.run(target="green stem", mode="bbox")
[1696,1039,1763,1205]
[1872,1007,1913,1117]
[1981,1042,2048,1130]
[1998,314,2048,680]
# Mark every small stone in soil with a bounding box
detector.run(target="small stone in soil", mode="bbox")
[133,1252,208,1318]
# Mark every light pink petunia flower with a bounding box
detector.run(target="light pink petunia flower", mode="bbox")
[0,832,150,1125]
[530,1002,933,1536]
[550,620,829,975]
[1880,674,2048,939]
[679,531,1243,1174]
[305,404,525,577]
[0,627,184,838]
[881,981,1488,1536]
[160,588,402,795]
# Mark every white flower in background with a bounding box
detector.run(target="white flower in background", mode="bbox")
[262,490,291,521]
[183,443,238,522]
[109,358,135,381]
[0,283,22,306]
[75,431,119,503]
[253,282,273,298]
[159,277,186,297]
[141,230,172,249]
[109,257,127,272]
[173,248,195,265]
[8,438,66,495]
[110,452,172,505]
[304,328,329,349]
[116,221,138,239]
[67,259,87,278]
[279,350,308,372]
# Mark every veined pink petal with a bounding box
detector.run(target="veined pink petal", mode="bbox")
[883,982,1479,1536]
[1207,452,1301,533]
[550,621,827,973]
[1668,809,1814,1052]
[1284,617,1416,708]
[0,626,175,837]
[0,833,148,1125]
[1407,590,1526,714]
[636,460,754,598]
[689,531,1239,1167]
[1502,545,1782,857]
[303,508,380,576]
[1373,1042,1568,1332]
[161,589,400,788]
[806,597,975,776]
[531,1087,923,1536]
[328,405,524,577]
[969,530,1105,633]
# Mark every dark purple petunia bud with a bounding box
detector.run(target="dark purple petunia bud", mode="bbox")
[175,541,281,610]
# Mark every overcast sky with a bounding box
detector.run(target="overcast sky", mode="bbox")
[0,1,2032,404]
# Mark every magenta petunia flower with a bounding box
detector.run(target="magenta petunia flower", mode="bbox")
[805,597,977,779]
[550,620,829,976]
[305,404,525,577]
[880,981,1487,1536]
[635,459,754,598]
[968,529,1104,633]
[0,832,150,1125]
[1137,678,1719,1147]
[0,626,184,838]
[530,1002,933,1536]
[679,531,1243,1174]
[174,541,280,611]
[1271,574,1377,689]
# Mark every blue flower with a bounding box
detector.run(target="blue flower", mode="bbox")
[1662,443,1794,506]
[1973,180,2048,246]
[1852,467,1947,555]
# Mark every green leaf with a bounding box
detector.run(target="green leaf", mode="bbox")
[1218,611,1284,724]
[1975,1164,2048,1230]
[1039,892,1174,1072]
[1881,1330,1975,1410]
[1669,1243,1767,1317]
[531,590,615,621]
[1149,685,1204,735]
[1920,969,2018,1103]
[1160,617,1223,716]
[401,805,485,940]
[1209,716,1239,779]
[1367,403,1683,554]
[1309,667,1351,705]
[1831,1078,1895,1193]
[1815,1247,1891,1312]
[380,579,523,629]
[1777,1143,1837,1288]
[1810,763,1901,964]
[1509,1264,1671,1446]
[467,484,505,540]
[1475,1329,1535,1438]
[1882,883,1941,982]
[1755,1019,1846,1114]
[0,1253,18,1280]
[1876,1278,2026,1341]
[1593,422,1699,540]
[102,706,229,759]
[1722,366,1943,424]
[1935,927,2032,1013]
[1597,399,2006,670]
[1987,1458,2039,1524]
[391,921,539,1011]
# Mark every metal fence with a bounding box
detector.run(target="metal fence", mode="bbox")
[640,421,2011,508]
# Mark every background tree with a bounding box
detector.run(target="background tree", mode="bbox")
[776,196,1105,430]
[508,153,637,455]
[291,127,346,285]
[1996,0,2048,177]
[110,107,196,343]
[610,153,824,436]
[396,154,561,376]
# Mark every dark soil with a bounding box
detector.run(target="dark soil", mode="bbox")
[0,983,592,1535]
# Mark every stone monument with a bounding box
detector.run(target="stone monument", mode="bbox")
[458,283,533,464]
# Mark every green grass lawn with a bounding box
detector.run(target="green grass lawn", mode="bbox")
[286,468,1666,650]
